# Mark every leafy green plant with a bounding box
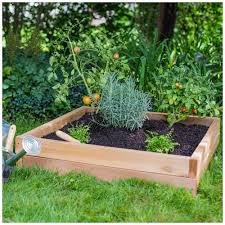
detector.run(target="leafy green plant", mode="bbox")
[148,61,221,126]
[68,124,90,143]
[145,130,179,154]
[48,23,131,108]
[98,75,151,130]
[173,3,222,104]
[124,32,165,91]
[3,52,54,119]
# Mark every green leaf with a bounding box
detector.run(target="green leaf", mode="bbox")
[139,56,146,90]
[3,83,9,89]
[169,99,173,105]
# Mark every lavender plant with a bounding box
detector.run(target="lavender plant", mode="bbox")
[98,75,151,130]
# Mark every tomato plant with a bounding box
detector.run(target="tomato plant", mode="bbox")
[48,24,131,108]
[148,63,221,126]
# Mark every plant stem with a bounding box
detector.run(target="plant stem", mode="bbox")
[67,35,92,98]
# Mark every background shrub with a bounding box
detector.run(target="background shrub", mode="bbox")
[3,51,86,120]
[2,3,222,121]
[3,52,53,119]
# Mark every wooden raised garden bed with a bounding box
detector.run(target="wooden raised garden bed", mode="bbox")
[15,106,220,195]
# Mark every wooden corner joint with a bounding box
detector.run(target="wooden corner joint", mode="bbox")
[188,158,198,178]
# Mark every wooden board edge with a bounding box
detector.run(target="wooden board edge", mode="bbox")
[22,155,198,195]
[27,137,190,177]
[188,158,198,178]
[195,118,220,184]
[18,106,89,138]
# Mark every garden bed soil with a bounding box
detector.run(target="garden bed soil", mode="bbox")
[43,113,209,157]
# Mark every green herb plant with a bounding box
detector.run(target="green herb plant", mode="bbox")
[145,130,179,154]
[68,124,90,144]
[98,75,151,130]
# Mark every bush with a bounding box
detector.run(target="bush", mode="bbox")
[3,51,86,120]
[98,75,151,130]
[124,32,165,91]
[148,61,221,126]
[173,3,222,104]
[3,52,53,119]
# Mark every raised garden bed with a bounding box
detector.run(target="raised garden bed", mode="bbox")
[16,106,220,195]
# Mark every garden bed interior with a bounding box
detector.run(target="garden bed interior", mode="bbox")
[43,113,209,157]
[16,106,220,195]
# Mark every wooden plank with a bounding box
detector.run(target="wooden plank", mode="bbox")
[191,146,205,177]
[16,137,190,177]
[146,112,167,121]
[145,111,214,126]
[17,106,88,138]
[192,118,220,184]
[188,159,198,178]
[22,155,197,193]
[180,116,213,126]
[199,119,220,177]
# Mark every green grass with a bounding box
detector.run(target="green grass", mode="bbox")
[3,118,222,222]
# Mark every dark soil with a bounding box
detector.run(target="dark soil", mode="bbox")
[43,113,209,156]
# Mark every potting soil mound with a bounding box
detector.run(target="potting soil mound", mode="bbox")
[43,113,209,156]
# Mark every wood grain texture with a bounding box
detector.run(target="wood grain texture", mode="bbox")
[22,155,197,193]
[19,138,190,177]
[17,106,88,138]
[188,159,198,178]
[194,118,220,184]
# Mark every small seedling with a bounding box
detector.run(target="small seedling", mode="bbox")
[145,130,179,154]
[68,124,90,144]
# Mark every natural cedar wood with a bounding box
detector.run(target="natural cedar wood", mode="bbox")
[17,137,190,177]
[194,118,220,184]
[19,106,88,138]
[188,159,198,178]
[22,155,197,192]
[15,106,220,195]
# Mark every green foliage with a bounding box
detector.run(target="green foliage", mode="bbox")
[173,3,222,103]
[145,130,178,154]
[4,28,21,64]
[148,61,221,126]
[174,3,222,57]
[3,47,86,119]
[3,3,135,44]
[68,124,90,144]
[3,52,54,119]
[48,24,131,108]
[125,32,165,91]
[98,75,151,130]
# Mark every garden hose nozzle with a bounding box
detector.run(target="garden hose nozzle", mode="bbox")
[5,135,41,166]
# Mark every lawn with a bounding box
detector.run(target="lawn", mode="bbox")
[2,117,223,222]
